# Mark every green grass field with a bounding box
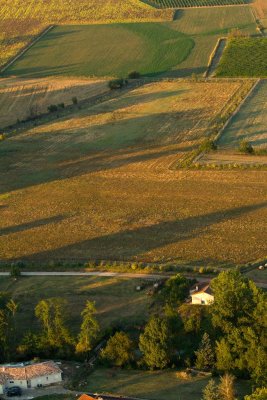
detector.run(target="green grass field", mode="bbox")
[2,6,256,78]
[81,369,252,400]
[0,276,151,335]
[3,24,193,78]
[216,38,267,77]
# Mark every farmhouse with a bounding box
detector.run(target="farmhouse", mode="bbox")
[0,361,62,394]
[190,283,214,305]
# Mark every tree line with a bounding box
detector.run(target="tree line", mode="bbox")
[0,270,266,391]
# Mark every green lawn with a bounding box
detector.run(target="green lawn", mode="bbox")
[3,23,193,78]
[82,369,252,400]
[0,276,151,335]
[216,38,267,77]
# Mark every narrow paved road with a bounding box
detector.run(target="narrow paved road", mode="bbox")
[0,270,266,288]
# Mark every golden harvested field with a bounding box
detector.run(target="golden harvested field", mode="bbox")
[0,77,108,128]
[0,80,267,266]
[0,0,172,69]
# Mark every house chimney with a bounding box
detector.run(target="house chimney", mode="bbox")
[196,285,198,291]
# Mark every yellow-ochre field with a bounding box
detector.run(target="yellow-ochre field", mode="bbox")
[0,0,172,68]
[0,77,109,128]
[1,80,267,266]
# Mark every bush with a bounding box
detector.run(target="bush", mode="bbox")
[0,133,6,141]
[57,103,65,109]
[72,96,78,105]
[10,264,21,278]
[200,139,217,152]
[47,104,58,113]
[239,140,254,154]
[128,71,141,79]
[108,79,126,90]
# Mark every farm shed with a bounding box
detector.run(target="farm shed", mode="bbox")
[190,283,214,305]
[0,361,62,394]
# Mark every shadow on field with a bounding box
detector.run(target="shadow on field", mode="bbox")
[15,201,267,262]
[0,108,201,194]
[0,215,67,237]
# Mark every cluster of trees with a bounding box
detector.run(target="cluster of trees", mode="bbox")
[1,270,266,390]
[100,271,266,387]
[0,297,99,362]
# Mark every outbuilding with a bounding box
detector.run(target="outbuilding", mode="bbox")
[0,361,62,394]
[190,282,214,305]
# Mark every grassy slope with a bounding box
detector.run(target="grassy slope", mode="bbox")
[2,6,257,79]
[3,24,194,78]
[82,369,252,400]
[0,0,172,68]
[169,6,256,76]
[216,38,267,77]
[1,81,267,266]
[218,80,267,149]
[0,276,151,334]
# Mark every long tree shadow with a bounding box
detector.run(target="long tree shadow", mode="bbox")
[0,214,67,236]
[17,201,267,262]
[0,109,202,194]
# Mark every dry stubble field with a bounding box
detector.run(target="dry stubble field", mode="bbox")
[1,80,267,266]
[0,77,108,128]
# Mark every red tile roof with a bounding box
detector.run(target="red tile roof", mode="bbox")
[0,361,62,384]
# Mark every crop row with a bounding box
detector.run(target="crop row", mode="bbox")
[146,0,247,8]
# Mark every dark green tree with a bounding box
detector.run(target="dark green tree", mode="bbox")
[35,298,73,355]
[0,293,18,361]
[161,274,191,310]
[212,271,267,385]
[195,332,215,371]
[245,388,267,400]
[139,316,170,369]
[101,331,134,367]
[76,301,99,355]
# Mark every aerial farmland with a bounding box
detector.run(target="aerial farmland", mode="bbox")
[0,0,266,398]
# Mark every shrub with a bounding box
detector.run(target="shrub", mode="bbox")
[239,140,254,154]
[72,96,78,105]
[10,263,21,278]
[200,139,217,152]
[47,104,58,113]
[57,102,65,109]
[108,79,125,90]
[0,133,6,141]
[128,71,141,79]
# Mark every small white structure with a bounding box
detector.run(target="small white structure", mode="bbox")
[0,361,62,394]
[190,283,214,305]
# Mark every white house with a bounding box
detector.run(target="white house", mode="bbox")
[0,361,62,394]
[190,282,214,305]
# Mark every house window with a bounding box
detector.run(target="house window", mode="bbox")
[9,381,14,384]
[201,299,205,305]
[46,377,48,380]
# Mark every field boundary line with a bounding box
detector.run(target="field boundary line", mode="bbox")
[213,78,261,144]
[204,37,227,78]
[0,25,55,74]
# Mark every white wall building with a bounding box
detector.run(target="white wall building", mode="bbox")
[190,283,214,305]
[0,361,62,394]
